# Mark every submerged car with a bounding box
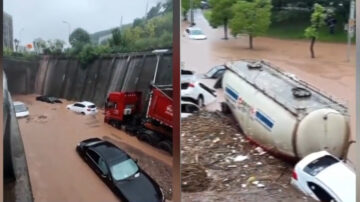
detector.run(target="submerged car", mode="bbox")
[181,99,200,119]
[181,81,216,106]
[76,138,164,202]
[291,151,355,202]
[36,95,62,103]
[184,27,207,40]
[13,101,29,118]
[66,101,98,115]
[205,65,226,79]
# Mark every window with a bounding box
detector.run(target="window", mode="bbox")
[87,150,100,163]
[74,103,84,107]
[110,159,139,181]
[304,155,339,176]
[181,83,190,89]
[307,182,336,202]
[98,158,108,175]
[88,105,96,109]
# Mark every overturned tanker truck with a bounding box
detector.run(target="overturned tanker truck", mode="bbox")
[220,60,351,161]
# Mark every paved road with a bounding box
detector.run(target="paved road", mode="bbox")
[181,9,356,166]
[14,94,172,202]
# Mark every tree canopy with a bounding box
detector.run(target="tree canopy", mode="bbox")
[208,0,237,39]
[230,0,272,48]
[69,28,91,48]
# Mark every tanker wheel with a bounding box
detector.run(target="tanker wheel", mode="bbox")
[221,102,231,114]
[157,140,172,154]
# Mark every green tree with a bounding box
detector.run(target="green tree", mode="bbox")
[208,0,237,39]
[304,3,326,58]
[182,0,201,21]
[229,0,272,49]
[69,28,91,48]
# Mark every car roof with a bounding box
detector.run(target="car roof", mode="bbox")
[315,162,355,201]
[79,101,95,106]
[13,101,25,106]
[90,142,129,164]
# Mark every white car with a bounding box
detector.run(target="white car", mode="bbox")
[13,101,29,118]
[181,81,216,106]
[66,101,98,115]
[291,151,355,202]
[181,100,200,119]
[184,27,207,40]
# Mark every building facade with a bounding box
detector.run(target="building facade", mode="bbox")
[3,12,14,50]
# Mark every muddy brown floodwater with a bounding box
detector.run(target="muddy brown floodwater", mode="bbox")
[181,9,356,201]
[13,94,173,202]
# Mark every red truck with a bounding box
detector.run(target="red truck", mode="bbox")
[104,85,173,154]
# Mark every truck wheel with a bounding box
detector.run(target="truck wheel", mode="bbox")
[221,102,231,114]
[158,141,172,154]
[138,130,160,146]
[111,120,120,129]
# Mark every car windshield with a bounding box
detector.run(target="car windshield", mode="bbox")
[304,155,339,176]
[110,159,139,181]
[206,66,224,77]
[191,29,203,35]
[14,104,27,113]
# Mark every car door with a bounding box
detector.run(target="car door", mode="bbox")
[198,83,217,105]
[307,182,337,202]
[86,149,109,178]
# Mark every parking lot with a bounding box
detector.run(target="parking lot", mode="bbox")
[14,94,173,202]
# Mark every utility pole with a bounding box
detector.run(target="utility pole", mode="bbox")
[190,0,195,26]
[346,0,355,62]
[62,21,71,46]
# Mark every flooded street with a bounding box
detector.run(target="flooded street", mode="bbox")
[181,9,356,164]
[13,94,173,202]
[181,9,356,201]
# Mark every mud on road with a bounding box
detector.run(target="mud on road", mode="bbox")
[14,94,172,202]
[181,111,314,202]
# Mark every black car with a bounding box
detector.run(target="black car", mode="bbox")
[76,138,164,202]
[36,96,62,104]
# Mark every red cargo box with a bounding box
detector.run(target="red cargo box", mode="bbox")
[147,87,173,128]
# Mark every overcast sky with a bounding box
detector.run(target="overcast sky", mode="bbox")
[4,0,165,46]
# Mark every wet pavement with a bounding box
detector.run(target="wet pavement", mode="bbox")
[13,94,173,202]
[181,9,356,201]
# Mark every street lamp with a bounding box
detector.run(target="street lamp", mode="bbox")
[62,21,71,45]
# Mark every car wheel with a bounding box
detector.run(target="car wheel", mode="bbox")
[198,96,204,107]
[81,112,85,115]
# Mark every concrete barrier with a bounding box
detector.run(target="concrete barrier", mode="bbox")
[3,50,173,111]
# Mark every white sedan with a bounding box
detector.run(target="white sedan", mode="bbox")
[13,101,29,118]
[291,150,355,202]
[184,27,207,40]
[181,81,216,106]
[66,101,98,115]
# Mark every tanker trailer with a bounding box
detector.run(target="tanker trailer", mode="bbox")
[221,60,350,160]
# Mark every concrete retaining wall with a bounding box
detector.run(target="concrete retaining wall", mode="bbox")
[3,51,173,112]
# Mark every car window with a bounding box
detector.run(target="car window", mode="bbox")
[214,69,225,78]
[75,103,85,108]
[87,149,100,163]
[14,104,27,113]
[304,155,339,176]
[186,29,189,33]
[181,83,190,89]
[191,29,203,35]
[307,182,336,201]
[88,105,96,109]
[182,104,199,113]
[98,158,108,175]
[199,83,216,96]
